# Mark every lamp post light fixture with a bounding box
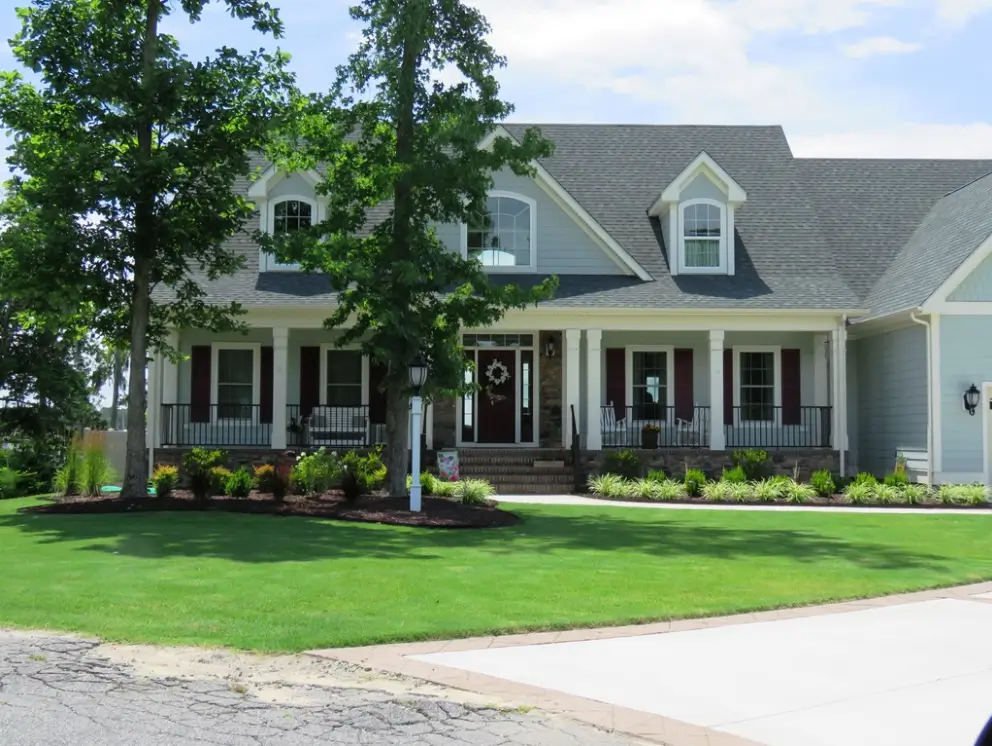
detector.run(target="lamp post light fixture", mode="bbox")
[408,355,429,512]
[964,383,981,417]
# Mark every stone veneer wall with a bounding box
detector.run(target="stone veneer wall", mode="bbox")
[539,343,563,448]
[581,449,840,481]
[432,396,457,451]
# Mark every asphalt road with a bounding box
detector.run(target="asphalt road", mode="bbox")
[0,631,640,746]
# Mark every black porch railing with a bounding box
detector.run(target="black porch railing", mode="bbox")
[601,405,710,449]
[725,406,832,448]
[160,404,273,447]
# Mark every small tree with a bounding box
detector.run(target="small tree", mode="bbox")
[0,0,295,497]
[270,0,556,496]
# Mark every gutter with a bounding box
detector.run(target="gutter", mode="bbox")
[910,311,935,486]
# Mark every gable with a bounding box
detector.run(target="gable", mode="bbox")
[680,173,727,202]
[948,239,992,301]
[268,173,316,201]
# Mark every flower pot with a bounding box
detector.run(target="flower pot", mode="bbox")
[641,429,659,450]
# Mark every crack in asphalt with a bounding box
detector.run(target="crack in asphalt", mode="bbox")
[0,632,642,745]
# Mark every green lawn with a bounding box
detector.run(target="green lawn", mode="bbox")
[2,496,992,652]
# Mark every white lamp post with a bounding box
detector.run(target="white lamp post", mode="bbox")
[408,355,429,512]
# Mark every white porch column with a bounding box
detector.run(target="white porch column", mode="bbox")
[159,330,179,447]
[146,353,161,473]
[813,333,829,407]
[830,328,841,451]
[709,330,726,451]
[564,328,581,448]
[585,329,603,450]
[838,322,849,474]
[271,327,289,449]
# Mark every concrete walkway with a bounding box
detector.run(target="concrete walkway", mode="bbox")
[311,582,992,746]
[496,493,992,515]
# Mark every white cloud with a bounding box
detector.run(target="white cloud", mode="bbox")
[842,35,921,57]
[790,123,992,158]
[935,0,992,23]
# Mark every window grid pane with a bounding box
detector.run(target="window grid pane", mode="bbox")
[683,202,722,269]
[632,351,667,419]
[217,349,253,419]
[467,196,532,268]
[326,351,363,407]
[273,200,313,234]
[684,239,721,268]
[740,352,775,421]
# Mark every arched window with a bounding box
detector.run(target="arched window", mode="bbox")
[272,199,313,234]
[466,192,536,270]
[681,199,725,271]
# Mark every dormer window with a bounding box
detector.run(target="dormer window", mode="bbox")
[681,199,725,272]
[273,199,313,234]
[463,191,537,271]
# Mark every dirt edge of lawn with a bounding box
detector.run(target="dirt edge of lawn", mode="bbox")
[22,493,522,529]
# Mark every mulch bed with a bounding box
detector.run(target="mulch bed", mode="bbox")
[23,491,521,528]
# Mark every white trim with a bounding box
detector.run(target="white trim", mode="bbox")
[318,345,369,407]
[480,126,651,281]
[461,190,538,273]
[709,330,726,450]
[247,165,323,199]
[585,330,602,449]
[261,194,320,272]
[271,328,289,450]
[668,203,680,276]
[678,198,728,275]
[649,150,747,215]
[732,345,782,423]
[931,313,943,474]
[624,345,676,423]
[210,343,262,424]
[922,230,992,309]
[727,205,736,276]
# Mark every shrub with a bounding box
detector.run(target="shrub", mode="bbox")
[646,469,667,483]
[182,448,225,505]
[291,448,342,495]
[873,484,902,505]
[431,477,457,498]
[939,483,988,506]
[702,481,731,502]
[225,467,254,498]
[211,467,232,495]
[341,448,387,496]
[602,449,641,480]
[77,432,116,497]
[902,483,929,505]
[53,435,84,497]
[0,467,21,499]
[655,479,687,501]
[883,471,909,488]
[684,468,706,497]
[419,472,439,496]
[721,465,747,484]
[151,465,179,499]
[733,449,770,480]
[456,479,495,506]
[726,482,752,503]
[752,478,785,503]
[810,469,836,498]
[854,472,878,487]
[784,479,816,504]
[253,463,288,501]
[844,481,875,505]
[588,473,627,498]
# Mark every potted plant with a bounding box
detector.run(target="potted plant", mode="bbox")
[641,423,660,450]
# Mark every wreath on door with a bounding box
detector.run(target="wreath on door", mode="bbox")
[483,358,510,405]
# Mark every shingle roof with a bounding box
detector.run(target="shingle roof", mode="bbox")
[157,127,992,315]
[860,171,992,318]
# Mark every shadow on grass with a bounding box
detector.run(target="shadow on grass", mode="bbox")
[0,505,951,573]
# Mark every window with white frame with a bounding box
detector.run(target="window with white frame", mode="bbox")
[265,197,315,270]
[681,199,724,271]
[739,351,776,422]
[631,351,668,420]
[216,348,255,420]
[325,350,363,407]
[465,193,535,270]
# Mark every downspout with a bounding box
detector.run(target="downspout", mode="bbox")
[910,311,934,486]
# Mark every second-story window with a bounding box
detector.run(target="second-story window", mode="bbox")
[466,193,536,270]
[273,199,313,234]
[681,198,725,272]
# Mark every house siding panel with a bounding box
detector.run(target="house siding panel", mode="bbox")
[940,315,992,477]
[268,174,316,201]
[948,252,992,301]
[854,325,927,476]
[680,174,727,203]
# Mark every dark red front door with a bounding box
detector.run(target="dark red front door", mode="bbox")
[476,349,516,443]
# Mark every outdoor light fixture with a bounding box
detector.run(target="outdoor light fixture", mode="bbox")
[544,335,557,358]
[964,383,981,416]
[408,355,430,512]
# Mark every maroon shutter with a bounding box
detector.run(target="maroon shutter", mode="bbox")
[723,348,733,425]
[368,360,387,424]
[299,346,320,418]
[605,348,626,419]
[674,349,694,421]
[782,348,801,425]
[260,346,273,424]
[190,346,211,423]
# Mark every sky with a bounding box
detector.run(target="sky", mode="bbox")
[0,0,991,175]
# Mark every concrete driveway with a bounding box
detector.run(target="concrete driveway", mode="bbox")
[392,589,992,746]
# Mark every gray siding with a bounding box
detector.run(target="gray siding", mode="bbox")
[855,325,928,476]
[268,173,316,201]
[940,315,992,477]
[680,173,727,203]
[948,251,992,301]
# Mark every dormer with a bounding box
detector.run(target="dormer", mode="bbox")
[247,165,326,271]
[648,151,746,276]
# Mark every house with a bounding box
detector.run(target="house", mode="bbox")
[148,124,992,487]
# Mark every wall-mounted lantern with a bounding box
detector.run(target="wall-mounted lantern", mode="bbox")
[963,383,981,416]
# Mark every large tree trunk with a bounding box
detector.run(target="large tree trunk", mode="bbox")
[385,383,410,497]
[121,0,159,498]
[110,348,123,429]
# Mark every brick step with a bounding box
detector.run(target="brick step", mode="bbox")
[458,465,572,476]
[457,457,572,467]
[479,473,575,485]
[493,482,576,495]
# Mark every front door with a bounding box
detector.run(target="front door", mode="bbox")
[476,349,517,443]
